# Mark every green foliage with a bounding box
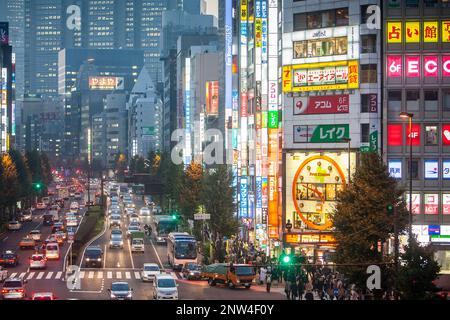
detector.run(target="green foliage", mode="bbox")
[8,150,32,199]
[178,162,203,220]
[332,152,409,291]
[397,238,441,300]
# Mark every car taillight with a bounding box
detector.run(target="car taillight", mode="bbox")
[17,289,24,293]
[2,289,8,293]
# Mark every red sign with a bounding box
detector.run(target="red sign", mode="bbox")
[443,56,450,77]
[387,56,402,77]
[241,92,248,117]
[424,56,438,77]
[205,81,219,116]
[368,94,377,113]
[406,56,420,77]
[407,124,421,146]
[388,124,403,146]
[294,95,349,115]
[424,194,438,215]
[443,125,450,145]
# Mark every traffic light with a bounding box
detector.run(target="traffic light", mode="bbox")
[282,255,291,264]
[387,204,394,215]
[33,182,43,191]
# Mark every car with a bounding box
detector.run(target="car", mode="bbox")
[141,263,161,282]
[1,278,27,300]
[110,215,121,228]
[29,254,47,270]
[52,232,65,245]
[74,192,82,200]
[28,230,42,242]
[70,202,79,211]
[19,210,33,222]
[7,221,22,231]
[109,229,124,249]
[139,207,151,216]
[108,282,133,300]
[152,274,179,300]
[0,266,7,282]
[52,222,65,233]
[42,197,51,205]
[45,243,60,260]
[126,225,141,238]
[19,237,36,250]
[84,246,103,268]
[181,262,202,280]
[0,251,19,267]
[36,202,46,210]
[69,193,75,198]
[125,207,135,215]
[129,213,140,224]
[66,215,78,227]
[32,292,57,300]
[43,214,55,226]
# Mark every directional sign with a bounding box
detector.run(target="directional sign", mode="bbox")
[194,213,211,220]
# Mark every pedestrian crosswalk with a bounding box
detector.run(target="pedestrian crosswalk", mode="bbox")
[6,270,180,281]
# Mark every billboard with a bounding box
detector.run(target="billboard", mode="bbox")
[387,21,439,43]
[406,193,421,215]
[388,160,402,179]
[0,22,9,45]
[283,60,359,92]
[387,55,450,78]
[424,194,438,215]
[88,77,124,90]
[424,160,439,180]
[294,95,349,115]
[205,81,219,116]
[293,124,349,143]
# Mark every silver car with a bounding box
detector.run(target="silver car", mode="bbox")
[109,230,124,249]
[109,282,133,300]
[2,278,27,300]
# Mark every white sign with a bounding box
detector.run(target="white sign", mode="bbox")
[443,160,450,179]
[424,160,439,179]
[194,213,211,220]
[388,160,402,179]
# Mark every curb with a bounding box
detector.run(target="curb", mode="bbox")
[78,208,108,269]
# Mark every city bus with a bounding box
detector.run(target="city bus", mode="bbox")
[150,215,178,244]
[167,233,197,271]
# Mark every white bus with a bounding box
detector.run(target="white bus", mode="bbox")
[150,215,178,244]
[167,233,197,271]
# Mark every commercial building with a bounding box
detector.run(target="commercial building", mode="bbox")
[383,0,450,275]
[281,0,382,262]
[104,93,128,168]
[0,22,14,152]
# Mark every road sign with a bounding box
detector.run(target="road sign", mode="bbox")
[194,213,211,220]
[67,232,75,243]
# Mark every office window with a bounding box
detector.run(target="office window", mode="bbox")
[424,0,438,7]
[361,35,377,53]
[443,0,450,8]
[444,90,450,111]
[361,64,377,83]
[406,0,419,7]
[361,123,370,143]
[425,125,438,145]
[406,90,420,111]
[424,90,438,111]
[293,13,307,31]
[335,8,349,26]
[408,159,419,179]
[388,90,402,111]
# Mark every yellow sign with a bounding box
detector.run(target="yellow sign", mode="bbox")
[442,21,450,42]
[282,60,359,93]
[423,21,438,42]
[405,21,420,43]
[240,0,247,22]
[255,18,262,48]
[285,233,336,244]
[387,21,402,43]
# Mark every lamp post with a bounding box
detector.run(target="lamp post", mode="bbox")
[340,138,352,185]
[399,112,414,241]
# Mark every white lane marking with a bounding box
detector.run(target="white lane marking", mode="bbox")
[116,271,122,279]
[55,272,62,279]
[88,271,95,279]
[97,272,103,279]
[27,272,35,280]
[107,271,113,279]
[134,272,141,280]
[36,272,45,280]
[19,272,26,279]
[125,272,131,279]
[127,238,135,269]
[2,237,8,242]
[150,239,164,269]
[103,244,107,269]
[10,273,17,278]
[79,271,85,279]
[46,272,53,279]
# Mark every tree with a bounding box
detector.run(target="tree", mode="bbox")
[0,154,20,219]
[25,150,42,186]
[178,161,203,232]
[332,152,409,294]
[40,152,53,188]
[8,150,32,202]
[202,165,239,262]
[114,152,127,180]
[156,151,183,210]
[397,238,440,300]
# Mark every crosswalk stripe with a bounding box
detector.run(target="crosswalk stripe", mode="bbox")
[19,272,26,279]
[10,273,17,278]
[107,271,113,279]
[88,271,94,279]
[36,272,45,280]
[97,272,103,279]
[116,272,122,279]
[55,272,62,279]
[27,272,35,280]
[134,272,141,280]
[79,271,85,279]
[46,272,53,279]
[125,272,131,279]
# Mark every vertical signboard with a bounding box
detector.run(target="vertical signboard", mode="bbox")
[240,176,249,218]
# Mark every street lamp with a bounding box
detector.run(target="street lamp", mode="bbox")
[399,112,414,241]
[340,138,352,185]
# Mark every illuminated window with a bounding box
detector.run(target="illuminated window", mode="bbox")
[425,125,438,145]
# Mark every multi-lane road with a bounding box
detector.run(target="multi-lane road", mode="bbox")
[1,187,284,300]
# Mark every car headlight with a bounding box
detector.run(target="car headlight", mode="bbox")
[236,280,240,283]
[127,292,132,298]
[97,258,102,262]
[111,293,116,298]
[189,272,194,276]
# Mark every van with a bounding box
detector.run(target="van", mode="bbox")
[45,243,60,260]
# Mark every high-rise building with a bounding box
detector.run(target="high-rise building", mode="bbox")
[0,22,14,152]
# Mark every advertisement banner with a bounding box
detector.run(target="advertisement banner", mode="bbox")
[370,131,378,152]
[294,95,349,115]
[424,194,438,215]
[240,177,249,218]
[268,111,278,129]
[256,177,262,208]
[406,56,420,77]
[442,21,450,42]
[388,124,403,146]
[443,160,450,179]
[407,124,421,146]
[424,160,439,180]
[0,22,9,45]
[89,76,124,90]
[443,194,450,215]
[388,160,402,179]
[405,21,420,43]
[241,92,248,117]
[205,81,219,116]
[142,126,155,136]
[423,21,438,42]
[293,125,349,143]
[424,56,438,77]
[387,21,402,43]
[387,56,402,77]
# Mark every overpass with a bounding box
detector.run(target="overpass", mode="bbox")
[123,174,165,196]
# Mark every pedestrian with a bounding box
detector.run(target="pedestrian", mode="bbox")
[284,280,291,300]
[297,275,305,300]
[291,279,298,300]
[259,266,267,285]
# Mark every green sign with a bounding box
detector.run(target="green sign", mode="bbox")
[268,111,278,129]
[309,124,349,143]
[142,126,155,136]
[370,130,378,152]
[360,146,370,153]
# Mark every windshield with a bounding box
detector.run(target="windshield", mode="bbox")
[111,230,122,235]
[157,221,177,235]
[175,241,197,259]
[111,283,129,291]
[144,265,159,271]
[111,234,122,240]
[129,226,139,231]
[86,249,101,256]
[186,264,200,271]
[157,279,176,288]
[235,266,255,276]
[4,281,22,288]
[46,245,58,251]
[132,239,143,244]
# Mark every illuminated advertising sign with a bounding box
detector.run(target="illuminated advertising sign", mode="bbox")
[442,125,450,145]
[407,124,421,146]
[443,160,450,179]
[240,177,248,218]
[405,21,420,43]
[205,81,219,116]
[293,125,349,143]
[424,160,439,180]
[255,1,262,48]
[442,21,450,42]
[261,0,268,63]
[0,22,9,45]
[387,56,402,77]
[388,124,402,146]
[256,177,262,209]
[424,56,438,77]
[294,95,349,115]
[424,21,438,42]
[388,160,402,179]
[406,56,420,77]
[283,60,358,92]
[387,21,402,43]
[387,55,450,78]
[241,92,248,117]
[443,194,450,214]
[424,194,438,215]
[387,21,439,43]
[267,111,278,129]
[88,76,124,90]
[406,193,421,215]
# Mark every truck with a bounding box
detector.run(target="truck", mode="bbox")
[201,263,256,289]
[130,231,145,253]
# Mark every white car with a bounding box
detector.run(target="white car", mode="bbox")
[139,207,151,216]
[7,221,22,231]
[29,230,42,242]
[153,274,179,300]
[125,207,135,215]
[66,215,78,227]
[0,266,7,282]
[29,254,47,270]
[45,243,60,260]
[36,203,46,210]
[141,263,161,282]
[70,202,79,211]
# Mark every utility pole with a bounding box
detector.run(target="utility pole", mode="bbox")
[393,205,399,300]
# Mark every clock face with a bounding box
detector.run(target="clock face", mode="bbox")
[291,155,346,231]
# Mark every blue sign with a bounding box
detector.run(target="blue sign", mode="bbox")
[256,177,262,208]
[255,1,261,18]
[240,177,248,218]
[261,0,268,18]
[443,160,450,179]
[424,160,439,180]
[429,225,441,235]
